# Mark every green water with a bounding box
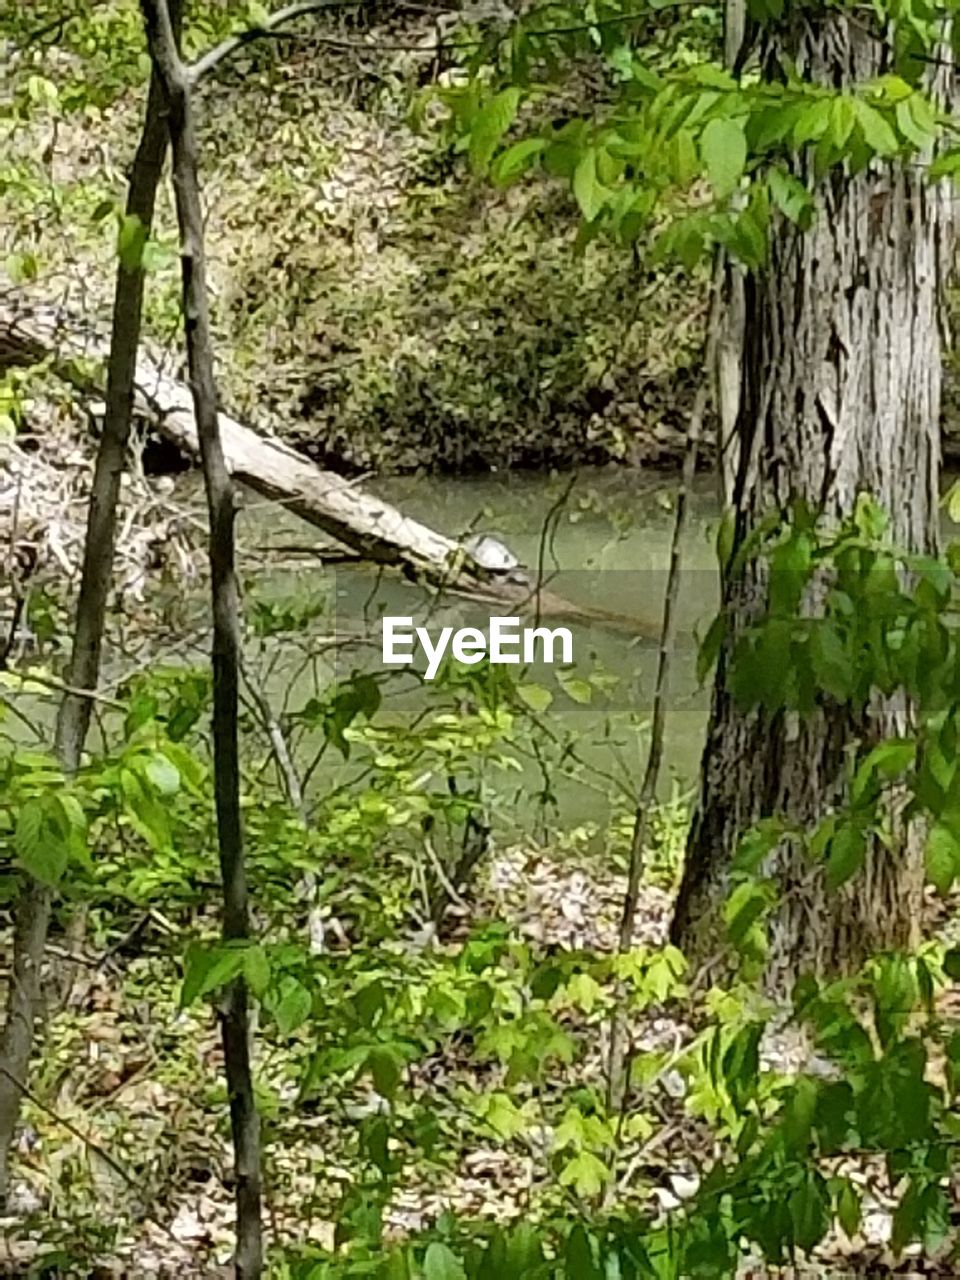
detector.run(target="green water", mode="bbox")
[241,467,722,832]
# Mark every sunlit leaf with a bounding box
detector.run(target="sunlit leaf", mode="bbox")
[700,116,746,197]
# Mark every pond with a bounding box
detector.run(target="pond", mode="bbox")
[241,467,723,839]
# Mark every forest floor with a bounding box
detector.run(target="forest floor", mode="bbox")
[1,845,954,1278]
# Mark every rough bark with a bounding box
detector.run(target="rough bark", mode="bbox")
[672,16,954,984]
[716,0,748,504]
[139,2,262,1273]
[0,36,178,1204]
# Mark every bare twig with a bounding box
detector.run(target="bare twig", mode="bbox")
[2,669,127,710]
[0,1065,139,1190]
[186,0,706,78]
[0,1064,187,1249]
[189,0,362,84]
[605,276,722,1118]
[239,658,305,817]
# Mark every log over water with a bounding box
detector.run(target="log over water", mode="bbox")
[0,297,655,636]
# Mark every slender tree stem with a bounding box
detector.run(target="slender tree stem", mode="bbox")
[0,25,179,1205]
[605,279,721,1118]
[139,3,262,1274]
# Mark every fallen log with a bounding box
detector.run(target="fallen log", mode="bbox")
[0,298,476,585]
[0,296,656,633]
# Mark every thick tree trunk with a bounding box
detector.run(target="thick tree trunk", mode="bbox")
[672,16,953,983]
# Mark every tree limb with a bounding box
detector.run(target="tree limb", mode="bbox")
[189,0,362,84]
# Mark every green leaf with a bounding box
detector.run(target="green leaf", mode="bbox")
[517,683,553,713]
[7,248,38,281]
[362,1112,392,1175]
[573,148,607,222]
[469,88,521,173]
[851,739,915,803]
[667,128,699,185]
[180,942,246,1008]
[16,797,67,885]
[143,751,180,796]
[559,675,593,705]
[564,1224,603,1280]
[368,1045,403,1100]
[558,1150,609,1197]
[354,979,386,1028]
[896,98,929,148]
[666,217,706,271]
[793,99,832,147]
[275,979,312,1036]
[15,797,43,864]
[768,168,814,227]
[837,1177,862,1238]
[697,613,725,684]
[423,1243,466,1280]
[830,97,856,149]
[733,819,786,873]
[872,954,917,1046]
[700,116,746,198]
[810,623,853,701]
[825,823,866,889]
[243,944,271,997]
[724,879,774,947]
[929,148,960,180]
[854,100,899,155]
[926,824,958,894]
[770,531,813,615]
[482,1092,527,1140]
[117,213,148,272]
[490,136,545,186]
[781,1076,818,1152]
[790,1172,828,1252]
[891,1179,924,1256]
[56,793,87,836]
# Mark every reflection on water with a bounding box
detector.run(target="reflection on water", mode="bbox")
[240,467,722,835]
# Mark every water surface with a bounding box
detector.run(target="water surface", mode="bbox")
[242,467,722,835]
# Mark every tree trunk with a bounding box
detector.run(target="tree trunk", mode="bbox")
[671,15,954,984]
[0,29,179,1204]
[139,2,263,1273]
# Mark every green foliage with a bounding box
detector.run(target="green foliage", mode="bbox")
[277,939,960,1275]
[11,5,960,1274]
[8,641,960,1273]
[436,1,954,271]
[3,1,707,475]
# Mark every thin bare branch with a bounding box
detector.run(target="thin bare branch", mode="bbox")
[188,0,362,84]
[239,658,305,817]
[605,275,721,1118]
